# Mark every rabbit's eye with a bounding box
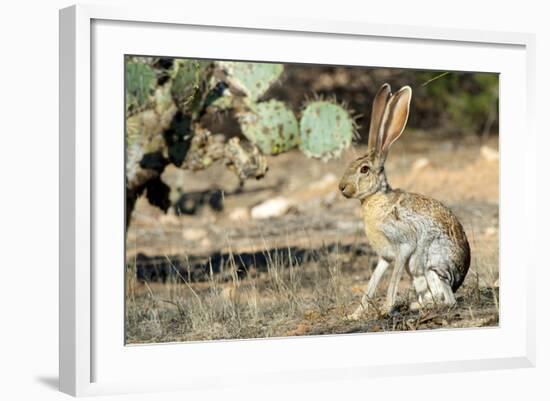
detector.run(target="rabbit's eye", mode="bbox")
[360,165,369,174]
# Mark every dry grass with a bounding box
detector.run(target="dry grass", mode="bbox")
[125,239,498,344]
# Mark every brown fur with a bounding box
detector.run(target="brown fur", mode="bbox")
[361,189,470,290]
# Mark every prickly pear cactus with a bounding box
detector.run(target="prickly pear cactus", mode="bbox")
[218,61,283,101]
[125,60,157,117]
[171,59,212,116]
[237,100,300,155]
[216,61,356,159]
[299,100,356,161]
[207,92,233,113]
[125,56,358,229]
[126,76,178,190]
[181,126,226,171]
[224,137,268,182]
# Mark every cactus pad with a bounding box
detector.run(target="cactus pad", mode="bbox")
[299,100,356,160]
[206,91,234,112]
[126,83,178,188]
[126,83,177,150]
[125,61,157,117]
[224,137,268,181]
[237,100,299,155]
[171,59,211,115]
[182,127,226,171]
[218,62,283,101]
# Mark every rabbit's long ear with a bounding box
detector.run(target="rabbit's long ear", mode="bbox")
[378,86,412,160]
[367,83,391,153]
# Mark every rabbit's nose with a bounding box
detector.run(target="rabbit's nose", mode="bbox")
[339,182,353,197]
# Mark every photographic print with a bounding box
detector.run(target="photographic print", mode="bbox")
[125,57,499,344]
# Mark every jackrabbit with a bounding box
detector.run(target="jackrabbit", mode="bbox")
[338,83,470,320]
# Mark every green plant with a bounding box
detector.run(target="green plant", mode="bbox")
[125,57,358,228]
[416,71,499,137]
[299,99,356,160]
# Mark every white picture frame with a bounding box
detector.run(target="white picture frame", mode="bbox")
[59,4,536,397]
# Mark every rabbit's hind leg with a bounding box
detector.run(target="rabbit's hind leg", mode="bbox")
[408,252,429,311]
[425,268,456,305]
[410,273,430,311]
[411,268,455,310]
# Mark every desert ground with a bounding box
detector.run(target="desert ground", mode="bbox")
[125,133,499,344]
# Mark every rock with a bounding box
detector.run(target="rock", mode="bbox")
[228,207,250,221]
[308,173,338,191]
[322,191,337,207]
[251,196,291,219]
[289,173,338,205]
[411,157,430,172]
[199,237,212,248]
[481,145,499,162]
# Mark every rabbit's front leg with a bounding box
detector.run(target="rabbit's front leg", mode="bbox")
[347,257,389,320]
[384,245,413,313]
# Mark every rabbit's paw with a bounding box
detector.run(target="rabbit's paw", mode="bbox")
[381,303,403,317]
[346,307,366,321]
